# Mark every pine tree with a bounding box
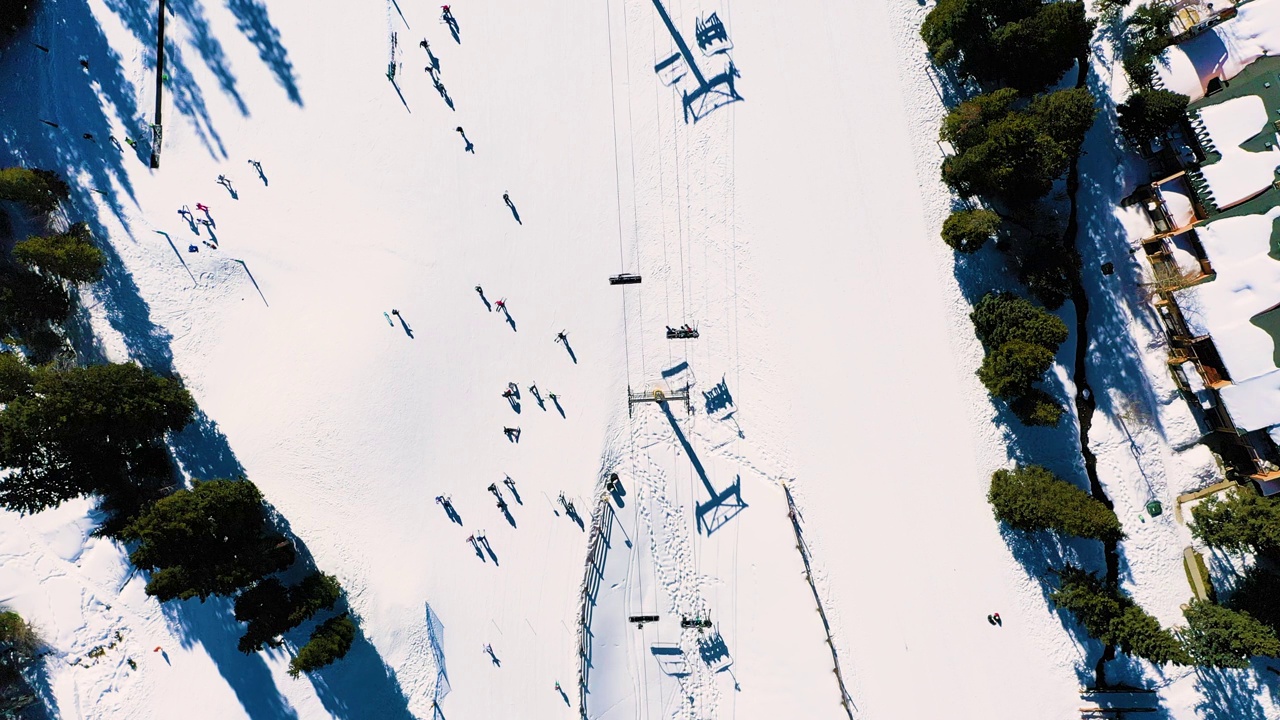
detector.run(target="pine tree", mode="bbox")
[970,292,1069,352]
[1190,488,1280,555]
[1181,600,1280,668]
[236,572,342,653]
[120,479,295,601]
[941,208,1002,253]
[989,465,1124,541]
[977,340,1055,399]
[0,362,195,513]
[1009,387,1065,426]
[13,223,105,284]
[1050,566,1188,665]
[1116,89,1190,145]
[0,168,69,214]
[288,613,356,677]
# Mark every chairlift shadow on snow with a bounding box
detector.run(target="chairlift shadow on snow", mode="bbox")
[659,402,746,536]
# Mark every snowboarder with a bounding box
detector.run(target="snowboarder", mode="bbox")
[79,59,89,70]
[474,285,483,295]
[83,133,94,141]
[384,311,394,326]
[109,135,122,150]
[502,192,512,206]
[993,612,1002,626]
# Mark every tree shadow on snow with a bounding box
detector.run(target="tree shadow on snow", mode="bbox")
[0,5,410,716]
[1194,667,1273,720]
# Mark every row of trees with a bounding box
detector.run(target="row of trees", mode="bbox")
[972,293,1067,425]
[990,469,1280,667]
[923,0,1096,429]
[120,479,354,670]
[0,166,355,675]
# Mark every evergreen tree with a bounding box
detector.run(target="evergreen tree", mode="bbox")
[989,465,1124,541]
[941,208,1002,253]
[0,353,33,403]
[977,339,1055,398]
[235,578,292,653]
[970,292,1069,352]
[1051,566,1188,665]
[0,363,195,513]
[922,0,1092,93]
[1,0,40,43]
[1111,605,1191,665]
[941,88,1096,207]
[1227,567,1280,635]
[119,479,295,601]
[0,262,71,357]
[1008,387,1064,425]
[1116,89,1190,145]
[288,613,356,677]
[13,223,105,284]
[236,572,342,653]
[0,168,69,214]
[1190,488,1280,555]
[1181,600,1280,669]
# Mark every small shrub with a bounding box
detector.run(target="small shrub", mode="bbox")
[942,208,1001,253]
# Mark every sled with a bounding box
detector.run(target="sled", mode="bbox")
[609,273,642,285]
[666,326,699,339]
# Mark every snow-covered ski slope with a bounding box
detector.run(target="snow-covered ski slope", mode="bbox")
[0,0,1230,718]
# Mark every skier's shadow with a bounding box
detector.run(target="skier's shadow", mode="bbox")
[561,337,577,364]
[552,396,565,418]
[504,481,523,505]
[507,397,521,413]
[476,287,491,311]
[503,309,517,332]
[398,316,415,339]
[444,504,462,524]
[480,538,498,564]
[504,428,521,443]
[504,199,522,225]
[501,504,516,528]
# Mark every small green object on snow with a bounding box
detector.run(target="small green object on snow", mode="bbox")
[1146,500,1163,517]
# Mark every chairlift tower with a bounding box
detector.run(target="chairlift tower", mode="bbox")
[627,386,692,418]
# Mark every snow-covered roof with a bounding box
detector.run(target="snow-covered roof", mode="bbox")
[1197,94,1280,208]
[1179,205,1280,430]
[1156,0,1280,100]
[1164,182,1197,228]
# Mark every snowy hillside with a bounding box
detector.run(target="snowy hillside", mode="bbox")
[1,0,1274,718]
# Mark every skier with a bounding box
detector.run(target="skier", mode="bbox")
[501,388,515,398]
[528,382,538,395]
[456,126,465,135]
[502,192,512,205]
[554,681,561,692]
[993,612,1002,626]
[124,137,137,148]
[494,299,507,312]
[419,38,430,51]
[547,392,559,401]
[503,476,516,490]
[83,133,94,141]
[435,495,445,504]
[195,203,209,213]
[554,330,567,343]
[391,309,401,316]
[79,59,89,70]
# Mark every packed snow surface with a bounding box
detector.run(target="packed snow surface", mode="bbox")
[0,0,1278,718]
[1157,0,1280,99]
